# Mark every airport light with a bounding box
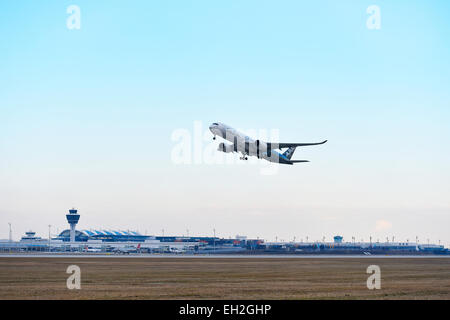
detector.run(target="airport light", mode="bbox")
[8,223,12,242]
[48,224,51,250]
[213,228,216,252]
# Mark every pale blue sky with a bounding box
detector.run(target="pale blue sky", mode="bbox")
[1,1,449,245]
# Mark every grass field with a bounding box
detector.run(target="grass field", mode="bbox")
[0,257,449,299]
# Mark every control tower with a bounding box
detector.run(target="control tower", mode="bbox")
[66,208,80,242]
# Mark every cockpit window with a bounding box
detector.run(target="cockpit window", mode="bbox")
[212,123,219,125]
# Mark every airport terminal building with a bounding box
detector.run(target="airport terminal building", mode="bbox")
[0,208,448,255]
[54,229,258,249]
[55,229,150,242]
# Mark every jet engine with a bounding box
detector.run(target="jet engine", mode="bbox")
[218,142,234,153]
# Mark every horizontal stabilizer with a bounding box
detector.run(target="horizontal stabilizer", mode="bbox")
[290,160,310,163]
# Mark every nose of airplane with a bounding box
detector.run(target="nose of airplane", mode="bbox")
[209,123,219,137]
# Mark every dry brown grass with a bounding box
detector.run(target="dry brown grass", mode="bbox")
[0,257,449,299]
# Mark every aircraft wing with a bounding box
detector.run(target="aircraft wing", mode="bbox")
[269,140,327,149]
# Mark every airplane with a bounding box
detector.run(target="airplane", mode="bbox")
[169,246,185,254]
[113,243,141,254]
[209,122,327,165]
[83,245,102,253]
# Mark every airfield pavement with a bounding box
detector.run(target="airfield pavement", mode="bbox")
[0,256,449,299]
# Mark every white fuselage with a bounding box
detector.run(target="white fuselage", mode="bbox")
[209,122,289,164]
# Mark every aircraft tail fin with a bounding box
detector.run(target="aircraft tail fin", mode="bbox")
[282,147,296,160]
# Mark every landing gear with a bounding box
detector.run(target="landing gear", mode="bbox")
[239,156,248,160]
[213,136,216,140]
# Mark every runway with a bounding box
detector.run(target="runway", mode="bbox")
[1,253,449,259]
